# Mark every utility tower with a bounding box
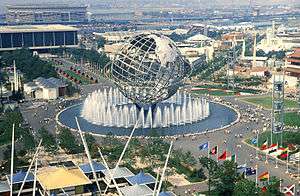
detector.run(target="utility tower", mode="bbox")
[227,39,237,91]
[271,60,285,146]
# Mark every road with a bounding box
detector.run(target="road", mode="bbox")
[172,96,299,195]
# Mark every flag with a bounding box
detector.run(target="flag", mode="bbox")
[258,171,269,181]
[245,167,256,176]
[210,146,218,155]
[270,147,286,157]
[199,142,209,150]
[261,186,267,193]
[226,153,236,162]
[283,184,295,196]
[218,150,227,160]
[280,153,288,159]
[268,143,278,151]
[260,140,268,150]
[251,138,257,144]
[262,143,278,153]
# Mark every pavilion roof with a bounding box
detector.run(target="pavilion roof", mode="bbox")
[126,171,155,185]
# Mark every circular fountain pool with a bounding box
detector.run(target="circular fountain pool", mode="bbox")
[56,88,239,137]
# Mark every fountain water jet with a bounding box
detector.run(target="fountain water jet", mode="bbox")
[81,88,210,129]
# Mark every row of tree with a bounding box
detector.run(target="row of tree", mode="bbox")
[0,48,57,81]
[199,157,283,196]
[51,47,110,71]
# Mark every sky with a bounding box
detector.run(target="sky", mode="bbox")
[0,0,298,13]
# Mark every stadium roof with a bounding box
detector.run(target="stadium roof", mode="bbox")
[120,184,153,196]
[6,4,87,9]
[7,170,34,184]
[79,161,106,174]
[37,167,91,190]
[0,25,78,34]
[126,171,155,185]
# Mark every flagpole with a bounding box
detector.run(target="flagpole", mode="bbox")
[217,145,219,163]
[32,159,38,196]
[255,164,258,187]
[285,149,289,174]
[279,179,282,193]
[295,157,300,182]
[255,131,259,159]
[244,159,247,179]
[267,169,270,185]
[207,141,210,158]
[10,124,15,196]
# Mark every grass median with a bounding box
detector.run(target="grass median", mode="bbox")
[239,96,298,109]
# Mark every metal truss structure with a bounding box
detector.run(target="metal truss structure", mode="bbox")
[110,33,191,106]
[271,60,285,145]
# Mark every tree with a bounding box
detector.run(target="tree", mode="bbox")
[1,48,57,81]
[58,128,84,154]
[96,36,106,49]
[38,127,57,152]
[234,178,259,196]
[213,160,239,196]
[199,157,220,195]
[64,48,110,70]
[261,176,283,196]
[85,133,99,158]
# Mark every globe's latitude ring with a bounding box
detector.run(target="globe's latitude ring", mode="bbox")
[110,33,191,106]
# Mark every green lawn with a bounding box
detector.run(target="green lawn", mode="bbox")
[193,84,260,97]
[285,112,300,127]
[64,70,91,85]
[240,96,298,109]
[246,131,300,147]
[192,89,235,96]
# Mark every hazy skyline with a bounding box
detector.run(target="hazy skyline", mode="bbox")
[0,0,298,13]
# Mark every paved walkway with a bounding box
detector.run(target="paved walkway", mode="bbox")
[172,96,298,195]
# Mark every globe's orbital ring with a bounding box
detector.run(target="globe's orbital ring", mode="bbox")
[110,33,192,105]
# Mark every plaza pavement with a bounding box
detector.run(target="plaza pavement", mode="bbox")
[172,96,298,195]
[18,85,298,195]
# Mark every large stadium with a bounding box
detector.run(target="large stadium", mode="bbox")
[0,24,78,51]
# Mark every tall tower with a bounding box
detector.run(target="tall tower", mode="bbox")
[227,38,237,91]
[252,31,257,67]
[241,39,246,58]
[271,59,285,146]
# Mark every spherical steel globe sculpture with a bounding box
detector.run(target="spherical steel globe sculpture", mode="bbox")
[110,33,191,105]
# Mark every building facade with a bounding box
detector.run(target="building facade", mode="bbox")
[6,4,87,24]
[0,25,78,51]
[286,48,300,77]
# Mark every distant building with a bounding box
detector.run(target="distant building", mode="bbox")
[286,48,300,77]
[95,29,189,44]
[240,56,269,67]
[6,4,87,24]
[250,67,269,77]
[24,77,67,100]
[258,24,300,53]
[0,24,78,51]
